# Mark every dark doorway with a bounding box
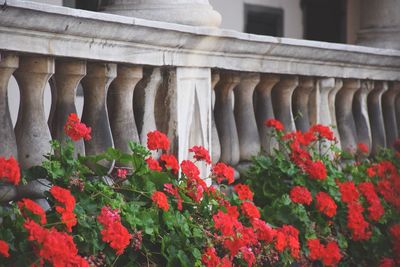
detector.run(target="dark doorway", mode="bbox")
[244,4,284,37]
[301,0,347,43]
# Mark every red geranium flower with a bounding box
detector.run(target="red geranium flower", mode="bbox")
[49,186,77,232]
[160,154,179,174]
[309,124,335,141]
[0,156,20,185]
[212,163,234,184]
[265,118,284,131]
[116,168,128,179]
[241,201,260,219]
[234,184,254,201]
[151,191,169,211]
[305,160,327,180]
[315,192,337,218]
[145,157,162,171]
[338,181,359,204]
[0,240,9,258]
[290,186,312,205]
[146,130,169,151]
[357,143,369,154]
[164,183,183,211]
[189,146,211,164]
[64,113,91,141]
[18,198,47,225]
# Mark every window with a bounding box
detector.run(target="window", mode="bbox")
[244,4,283,37]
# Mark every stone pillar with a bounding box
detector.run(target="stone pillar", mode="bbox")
[356,0,400,49]
[383,82,400,148]
[211,72,221,163]
[100,0,221,27]
[292,76,315,132]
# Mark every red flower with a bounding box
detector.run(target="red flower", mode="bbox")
[289,186,312,205]
[338,181,359,204]
[315,192,337,218]
[241,201,260,219]
[213,210,241,236]
[64,113,91,141]
[305,160,327,180]
[18,198,47,225]
[181,160,200,180]
[309,124,335,141]
[97,206,121,226]
[251,218,276,243]
[357,143,369,154]
[358,182,384,221]
[347,202,371,241]
[321,241,342,266]
[0,240,9,258]
[24,220,89,266]
[49,186,77,232]
[202,247,220,267]
[379,258,395,267]
[160,154,179,174]
[146,130,169,150]
[146,157,162,171]
[189,146,211,164]
[116,168,128,179]
[164,183,183,211]
[274,225,300,259]
[265,119,284,131]
[240,247,255,267]
[307,239,323,261]
[234,184,254,201]
[151,191,169,211]
[212,163,234,184]
[0,156,20,185]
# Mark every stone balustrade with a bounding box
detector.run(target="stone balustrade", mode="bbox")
[1,0,400,204]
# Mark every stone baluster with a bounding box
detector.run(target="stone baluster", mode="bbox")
[14,56,54,169]
[383,81,400,148]
[328,79,343,147]
[133,68,163,149]
[317,78,335,126]
[234,73,260,163]
[335,79,360,152]
[214,72,240,165]
[108,65,143,155]
[81,63,116,169]
[353,81,374,153]
[254,74,280,154]
[49,60,86,155]
[271,75,299,132]
[368,81,388,155]
[211,72,221,163]
[0,53,18,158]
[292,76,315,132]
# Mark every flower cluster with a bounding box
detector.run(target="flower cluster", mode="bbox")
[274,225,300,259]
[307,239,342,266]
[0,240,9,258]
[265,118,284,131]
[211,162,234,184]
[147,130,170,151]
[18,198,47,225]
[50,186,77,232]
[151,191,170,211]
[315,192,337,218]
[0,156,20,185]
[189,145,212,164]
[97,206,131,255]
[64,113,91,141]
[290,186,312,205]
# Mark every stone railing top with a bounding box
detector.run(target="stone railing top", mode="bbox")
[1,0,400,80]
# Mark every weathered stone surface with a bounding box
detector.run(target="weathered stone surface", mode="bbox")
[336,79,360,152]
[214,72,240,165]
[234,72,260,161]
[368,81,388,155]
[0,185,17,203]
[383,82,400,147]
[254,74,280,155]
[329,79,343,148]
[108,65,143,156]
[271,75,298,132]
[17,178,51,199]
[211,72,221,163]
[100,0,222,27]
[81,62,116,170]
[0,1,399,80]
[14,56,54,169]
[0,53,18,158]
[49,60,86,155]
[133,68,162,150]
[353,81,374,154]
[292,76,315,132]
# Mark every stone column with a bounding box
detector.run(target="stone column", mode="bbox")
[211,72,221,163]
[292,76,315,132]
[356,0,400,49]
[383,82,400,148]
[100,0,221,27]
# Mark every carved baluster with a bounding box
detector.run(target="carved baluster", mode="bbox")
[211,72,221,163]
[292,76,315,132]
[383,81,400,148]
[317,78,335,126]
[335,79,360,152]
[0,53,18,158]
[81,63,116,169]
[254,74,280,154]
[50,60,86,155]
[133,68,163,148]
[328,79,343,147]
[108,65,143,155]
[368,81,388,155]
[353,81,374,153]
[14,56,54,169]
[214,72,240,165]
[234,73,260,163]
[271,75,298,132]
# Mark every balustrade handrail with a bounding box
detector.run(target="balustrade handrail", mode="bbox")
[1,0,400,80]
